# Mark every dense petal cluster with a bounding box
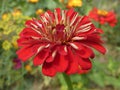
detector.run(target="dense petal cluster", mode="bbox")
[89,8,117,27]
[17,8,106,77]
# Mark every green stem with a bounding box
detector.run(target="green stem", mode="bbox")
[98,23,101,29]
[62,73,73,90]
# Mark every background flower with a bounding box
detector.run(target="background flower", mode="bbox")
[28,0,39,3]
[13,58,22,70]
[88,8,117,27]
[2,40,12,50]
[67,0,82,8]
[36,9,44,15]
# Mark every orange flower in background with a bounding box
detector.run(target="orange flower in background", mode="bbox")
[17,8,106,77]
[67,0,82,8]
[25,65,32,72]
[28,0,39,3]
[36,9,44,15]
[89,8,117,27]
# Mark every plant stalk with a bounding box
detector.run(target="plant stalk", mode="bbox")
[62,73,73,90]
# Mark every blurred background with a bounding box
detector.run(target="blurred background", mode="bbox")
[0,0,120,90]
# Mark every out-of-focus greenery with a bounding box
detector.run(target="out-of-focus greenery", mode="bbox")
[0,0,120,90]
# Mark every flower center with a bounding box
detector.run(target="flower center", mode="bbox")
[56,24,65,34]
[53,24,66,43]
[97,10,108,16]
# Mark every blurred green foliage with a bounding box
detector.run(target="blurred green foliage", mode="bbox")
[0,0,120,90]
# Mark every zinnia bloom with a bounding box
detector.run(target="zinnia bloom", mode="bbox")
[89,8,117,27]
[17,8,106,76]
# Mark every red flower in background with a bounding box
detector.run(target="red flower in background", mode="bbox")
[17,8,106,77]
[89,8,117,27]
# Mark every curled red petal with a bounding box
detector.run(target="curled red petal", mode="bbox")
[65,47,79,74]
[53,53,69,72]
[33,49,49,66]
[78,58,92,70]
[82,41,106,54]
[75,45,94,58]
[57,45,68,55]
[42,62,57,77]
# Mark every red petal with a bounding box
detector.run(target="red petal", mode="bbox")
[16,46,35,61]
[25,20,37,27]
[82,41,106,54]
[45,51,56,63]
[78,69,90,74]
[46,10,55,22]
[76,45,94,58]
[58,45,68,55]
[53,53,69,72]
[33,49,49,66]
[69,42,83,50]
[17,37,40,46]
[42,62,56,77]
[65,47,79,74]
[86,34,103,43]
[20,28,41,38]
[78,58,92,70]
[66,8,74,17]
[55,8,62,22]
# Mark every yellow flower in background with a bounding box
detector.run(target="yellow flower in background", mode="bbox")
[67,0,82,8]
[25,65,32,72]
[36,9,44,15]
[2,13,8,20]
[97,9,108,16]
[12,36,19,48]
[2,13,11,21]
[28,0,39,3]
[3,28,13,35]
[12,9,22,17]
[2,40,12,50]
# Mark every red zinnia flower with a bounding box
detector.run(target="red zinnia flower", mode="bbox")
[17,8,106,77]
[88,7,117,27]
